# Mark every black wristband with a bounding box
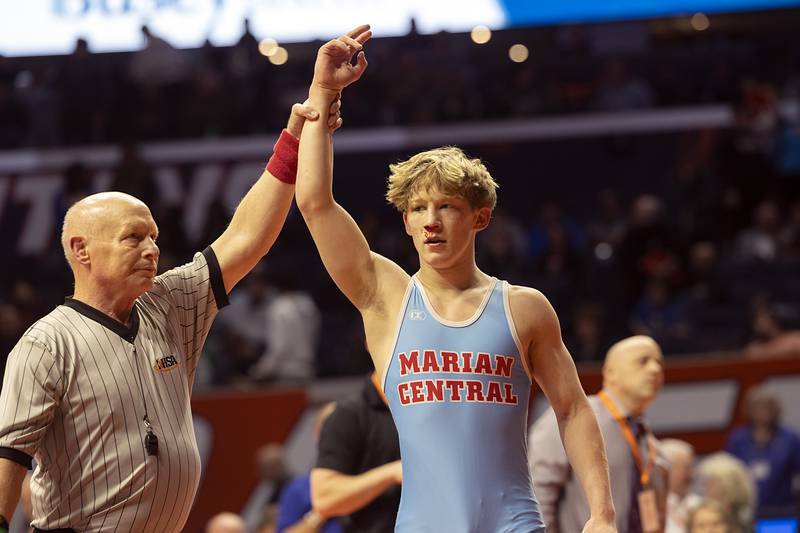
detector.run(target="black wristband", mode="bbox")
[0,515,10,533]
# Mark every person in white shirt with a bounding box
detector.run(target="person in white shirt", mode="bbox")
[662,439,702,533]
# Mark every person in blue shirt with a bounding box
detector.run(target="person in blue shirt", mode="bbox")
[276,473,342,533]
[295,24,616,533]
[726,385,800,515]
[276,403,342,533]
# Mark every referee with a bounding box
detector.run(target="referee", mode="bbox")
[0,28,368,530]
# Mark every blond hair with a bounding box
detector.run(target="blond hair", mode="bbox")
[688,499,735,533]
[386,146,498,212]
[698,452,755,531]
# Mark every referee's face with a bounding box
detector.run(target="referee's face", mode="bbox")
[92,201,160,297]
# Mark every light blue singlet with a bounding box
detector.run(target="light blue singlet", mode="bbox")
[383,276,544,533]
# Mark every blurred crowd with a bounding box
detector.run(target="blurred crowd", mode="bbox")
[0,16,799,148]
[1,17,800,386]
[1,104,800,386]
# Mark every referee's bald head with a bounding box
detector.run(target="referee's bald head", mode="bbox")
[62,192,149,265]
[61,192,159,291]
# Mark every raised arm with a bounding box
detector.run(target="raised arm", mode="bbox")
[296,25,407,315]
[210,101,341,293]
[512,287,616,533]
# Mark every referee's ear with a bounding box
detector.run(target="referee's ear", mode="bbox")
[70,236,90,266]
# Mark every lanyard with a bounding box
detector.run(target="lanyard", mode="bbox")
[598,390,657,487]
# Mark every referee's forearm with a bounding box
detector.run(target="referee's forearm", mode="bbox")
[0,458,26,522]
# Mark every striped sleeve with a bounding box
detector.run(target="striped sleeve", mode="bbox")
[147,247,229,377]
[0,336,63,468]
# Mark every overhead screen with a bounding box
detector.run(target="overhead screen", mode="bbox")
[1,0,799,57]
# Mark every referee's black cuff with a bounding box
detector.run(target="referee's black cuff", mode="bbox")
[202,246,230,309]
[0,446,33,469]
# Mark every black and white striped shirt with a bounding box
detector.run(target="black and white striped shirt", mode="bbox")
[0,247,228,532]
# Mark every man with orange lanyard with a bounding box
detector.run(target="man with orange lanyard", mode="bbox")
[529,336,669,533]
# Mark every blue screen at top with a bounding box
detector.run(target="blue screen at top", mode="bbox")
[497,0,800,25]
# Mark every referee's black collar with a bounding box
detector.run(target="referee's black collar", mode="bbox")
[63,298,140,343]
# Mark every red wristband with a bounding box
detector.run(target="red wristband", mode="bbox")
[267,129,300,184]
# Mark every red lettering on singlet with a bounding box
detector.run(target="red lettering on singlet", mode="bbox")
[503,383,519,405]
[495,355,514,378]
[466,380,484,402]
[398,382,411,405]
[421,350,441,373]
[445,379,465,401]
[425,380,444,402]
[474,352,493,375]
[409,381,425,403]
[399,351,420,376]
[441,351,459,372]
[486,381,503,403]
[460,352,474,373]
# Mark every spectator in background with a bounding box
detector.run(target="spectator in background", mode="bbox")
[736,201,782,263]
[687,499,736,533]
[127,25,192,138]
[662,439,702,533]
[618,194,680,308]
[529,335,668,533]
[697,453,756,533]
[726,386,800,515]
[311,372,401,533]
[779,201,800,258]
[128,25,191,90]
[529,202,584,312]
[241,443,292,532]
[586,189,628,253]
[745,300,800,359]
[565,303,608,362]
[110,142,158,208]
[0,54,15,87]
[682,242,728,309]
[477,208,529,284]
[733,81,779,159]
[206,512,246,533]
[15,67,60,147]
[528,202,585,261]
[57,38,105,145]
[591,59,655,111]
[230,18,259,76]
[58,162,94,218]
[630,279,690,352]
[256,505,279,533]
[0,81,27,148]
[0,304,24,383]
[276,403,341,533]
[214,267,271,381]
[249,268,321,382]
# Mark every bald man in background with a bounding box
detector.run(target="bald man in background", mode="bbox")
[0,73,350,530]
[529,336,669,533]
[206,512,246,533]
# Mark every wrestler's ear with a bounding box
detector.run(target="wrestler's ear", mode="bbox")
[474,208,491,231]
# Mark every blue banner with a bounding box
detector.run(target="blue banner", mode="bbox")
[498,0,800,25]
